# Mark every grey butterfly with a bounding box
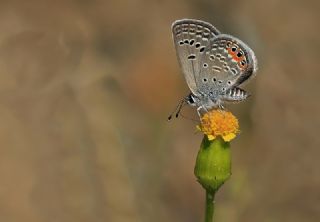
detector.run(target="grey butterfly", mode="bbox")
[168,19,258,120]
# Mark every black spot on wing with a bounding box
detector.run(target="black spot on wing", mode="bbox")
[187,54,196,60]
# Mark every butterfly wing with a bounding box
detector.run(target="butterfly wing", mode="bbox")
[196,34,258,101]
[216,34,258,87]
[172,19,221,95]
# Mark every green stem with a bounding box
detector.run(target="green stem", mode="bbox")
[205,191,215,222]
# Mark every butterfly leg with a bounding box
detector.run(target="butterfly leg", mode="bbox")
[197,106,205,117]
[197,107,201,117]
[218,104,225,110]
[217,100,225,110]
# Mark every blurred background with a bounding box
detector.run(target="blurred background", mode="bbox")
[0,0,319,221]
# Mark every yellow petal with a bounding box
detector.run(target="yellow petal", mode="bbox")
[207,135,216,141]
[222,133,236,142]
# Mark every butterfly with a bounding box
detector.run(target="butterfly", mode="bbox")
[168,19,258,120]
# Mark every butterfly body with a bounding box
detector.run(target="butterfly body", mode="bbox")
[171,19,257,116]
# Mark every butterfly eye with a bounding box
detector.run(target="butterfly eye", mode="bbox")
[212,77,217,82]
[195,43,201,48]
[222,87,226,91]
[241,60,246,66]
[203,63,208,68]
[227,81,232,85]
[203,78,208,83]
[231,46,237,52]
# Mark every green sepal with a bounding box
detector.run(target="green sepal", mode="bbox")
[194,136,231,194]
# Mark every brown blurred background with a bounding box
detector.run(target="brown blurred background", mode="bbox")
[0,0,319,221]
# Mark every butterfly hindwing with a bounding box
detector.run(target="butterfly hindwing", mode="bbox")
[212,35,257,88]
[197,35,257,101]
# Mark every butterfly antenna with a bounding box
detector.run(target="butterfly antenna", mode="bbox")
[175,100,187,118]
[167,98,186,121]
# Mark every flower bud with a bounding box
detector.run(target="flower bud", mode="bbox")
[194,136,231,194]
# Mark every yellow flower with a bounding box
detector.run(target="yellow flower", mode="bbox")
[198,110,239,142]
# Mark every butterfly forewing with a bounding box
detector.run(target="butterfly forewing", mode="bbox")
[172,19,221,95]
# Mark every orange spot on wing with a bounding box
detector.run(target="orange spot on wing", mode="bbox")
[227,44,247,70]
[239,64,247,70]
[233,55,242,62]
[227,48,242,62]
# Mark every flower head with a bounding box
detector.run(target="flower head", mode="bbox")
[198,110,239,142]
